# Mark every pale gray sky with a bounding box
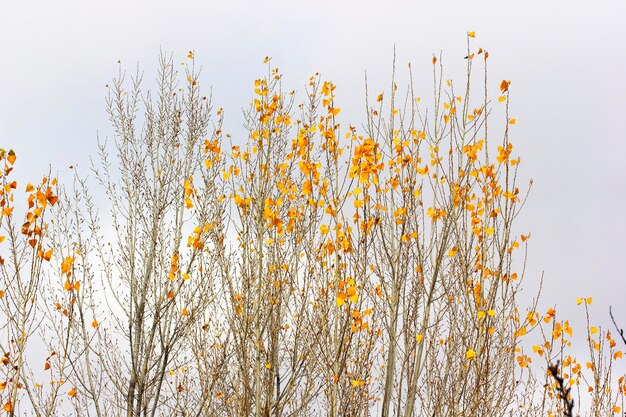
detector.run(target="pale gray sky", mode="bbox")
[1,0,625,363]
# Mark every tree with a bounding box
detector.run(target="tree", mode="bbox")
[0,37,624,417]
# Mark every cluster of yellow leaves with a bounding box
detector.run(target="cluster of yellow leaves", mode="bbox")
[350,308,372,333]
[169,252,181,281]
[188,223,213,251]
[349,137,383,187]
[320,223,353,256]
[183,176,196,209]
[203,138,222,169]
[336,278,358,307]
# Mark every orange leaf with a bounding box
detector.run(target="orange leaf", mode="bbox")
[468,31,476,38]
[7,150,16,165]
[68,387,77,397]
[40,249,53,261]
[2,401,12,412]
[61,257,75,274]
[91,320,99,328]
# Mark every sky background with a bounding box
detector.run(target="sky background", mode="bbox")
[1,0,625,370]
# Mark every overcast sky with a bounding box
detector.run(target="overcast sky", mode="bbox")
[1,0,625,364]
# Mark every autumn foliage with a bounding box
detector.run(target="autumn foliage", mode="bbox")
[0,36,624,416]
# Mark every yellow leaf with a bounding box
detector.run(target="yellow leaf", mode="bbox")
[586,297,592,305]
[415,334,423,343]
[590,326,599,335]
[468,31,476,38]
[477,311,486,319]
[498,96,506,102]
[265,363,272,369]
[336,297,345,307]
[466,349,476,360]
[351,379,365,387]
[487,309,495,317]
[376,93,383,102]
[576,298,583,305]
[485,227,494,235]
[509,118,516,125]
[187,51,194,59]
